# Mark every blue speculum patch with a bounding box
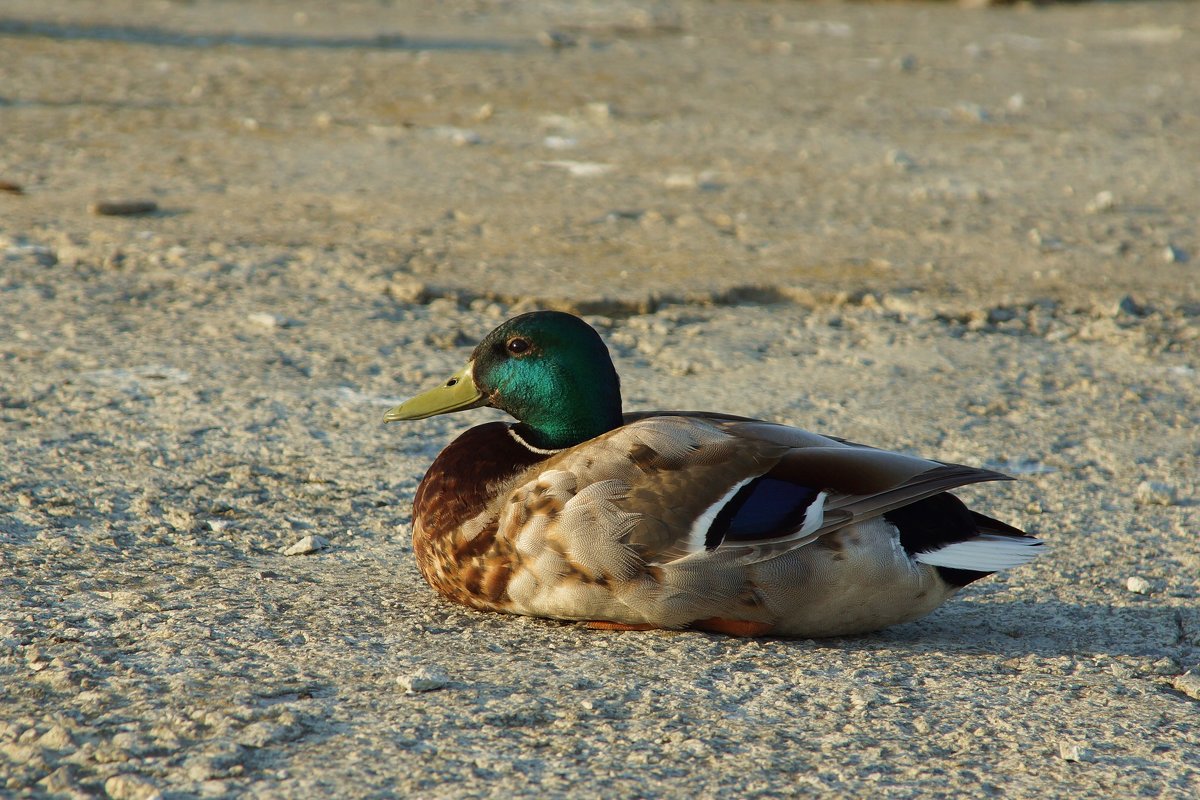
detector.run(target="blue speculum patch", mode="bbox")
[707,477,821,547]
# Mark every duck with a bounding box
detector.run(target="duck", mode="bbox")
[384,310,1043,637]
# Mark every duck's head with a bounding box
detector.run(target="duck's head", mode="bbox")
[385,311,624,450]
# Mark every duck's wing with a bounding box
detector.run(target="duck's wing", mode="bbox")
[526,415,1012,569]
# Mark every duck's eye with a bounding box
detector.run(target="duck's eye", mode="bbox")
[506,337,531,355]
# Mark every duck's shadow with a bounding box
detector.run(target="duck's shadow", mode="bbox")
[441,593,1197,663]
[862,596,1194,661]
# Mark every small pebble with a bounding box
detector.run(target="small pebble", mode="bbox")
[1174,671,1200,701]
[663,173,697,189]
[6,243,56,266]
[850,686,880,711]
[451,130,481,146]
[1134,480,1177,506]
[585,102,614,121]
[954,102,990,123]
[1058,740,1086,762]
[398,666,449,693]
[1085,190,1115,213]
[1162,244,1190,264]
[887,149,917,172]
[205,519,231,532]
[603,209,644,223]
[387,277,428,304]
[0,179,23,194]
[1118,295,1150,317]
[283,534,330,556]
[433,126,481,146]
[1109,662,1135,679]
[539,160,613,177]
[1095,240,1130,258]
[798,20,851,38]
[104,773,163,800]
[1028,228,1063,250]
[367,125,408,142]
[38,765,77,793]
[1151,657,1180,675]
[247,312,284,329]
[90,200,158,216]
[1125,576,1152,595]
[537,30,577,49]
[37,725,75,749]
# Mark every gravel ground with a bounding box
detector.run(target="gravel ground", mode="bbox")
[2,1,1198,798]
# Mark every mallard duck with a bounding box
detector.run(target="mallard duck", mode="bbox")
[385,311,1043,637]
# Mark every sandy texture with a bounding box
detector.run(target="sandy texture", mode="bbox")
[2,1,1198,798]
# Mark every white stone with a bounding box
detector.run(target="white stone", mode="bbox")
[104,773,163,800]
[1135,481,1177,506]
[398,666,449,693]
[1174,671,1200,701]
[539,160,614,177]
[1085,190,1115,213]
[1125,576,1151,595]
[1058,740,1086,761]
[247,312,282,329]
[283,535,330,556]
[1162,244,1190,264]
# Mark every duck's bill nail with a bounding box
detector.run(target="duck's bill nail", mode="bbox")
[384,365,485,422]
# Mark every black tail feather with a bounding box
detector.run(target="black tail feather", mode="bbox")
[885,493,1031,587]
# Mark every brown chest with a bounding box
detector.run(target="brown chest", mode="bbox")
[410,422,550,611]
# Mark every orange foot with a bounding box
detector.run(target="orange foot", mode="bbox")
[690,617,775,637]
[585,620,662,631]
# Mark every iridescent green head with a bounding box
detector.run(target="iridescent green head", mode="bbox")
[385,311,624,450]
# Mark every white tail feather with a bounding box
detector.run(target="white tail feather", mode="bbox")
[916,533,1044,572]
